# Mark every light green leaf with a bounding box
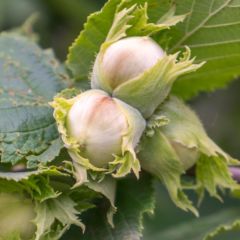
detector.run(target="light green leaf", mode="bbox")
[67,0,121,81]
[0,33,68,167]
[34,195,85,240]
[24,176,61,202]
[138,128,197,215]
[0,166,95,240]
[127,4,186,36]
[196,155,239,201]
[104,3,185,43]
[80,173,155,240]
[105,5,136,43]
[0,175,60,203]
[165,0,240,99]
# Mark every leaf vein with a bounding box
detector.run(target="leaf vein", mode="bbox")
[171,0,232,51]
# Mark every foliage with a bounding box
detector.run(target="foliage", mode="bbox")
[168,0,240,99]
[79,173,155,240]
[0,33,67,168]
[1,0,240,239]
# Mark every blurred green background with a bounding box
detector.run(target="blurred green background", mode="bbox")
[1,0,240,239]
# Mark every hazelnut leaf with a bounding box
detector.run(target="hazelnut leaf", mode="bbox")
[0,33,68,168]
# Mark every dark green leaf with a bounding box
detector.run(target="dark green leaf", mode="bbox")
[0,33,68,167]
[80,173,155,240]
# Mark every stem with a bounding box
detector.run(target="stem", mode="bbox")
[229,167,240,183]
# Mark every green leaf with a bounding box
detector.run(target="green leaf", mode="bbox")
[104,3,184,43]
[33,195,85,240]
[149,208,240,240]
[105,5,136,43]
[66,0,183,83]
[0,176,60,203]
[196,155,239,201]
[0,178,98,240]
[80,173,155,240]
[0,33,68,167]
[67,0,121,81]
[0,166,68,203]
[0,166,96,240]
[26,138,63,168]
[138,128,197,215]
[166,0,240,99]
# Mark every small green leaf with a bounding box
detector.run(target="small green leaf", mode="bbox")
[105,5,136,43]
[196,155,239,201]
[0,166,69,205]
[67,0,121,81]
[0,175,60,203]
[34,195,85,240]
[0,33,68,167]
[127,4,186,36]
